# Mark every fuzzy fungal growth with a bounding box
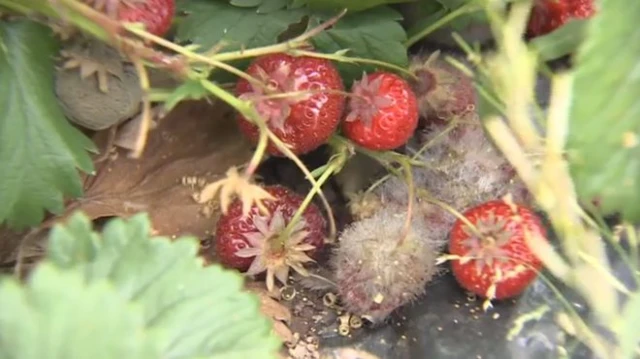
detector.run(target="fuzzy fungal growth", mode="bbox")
[55,38,142,131]
[332,207,444,323]
[348,121,530,246]
[408,52,477,126]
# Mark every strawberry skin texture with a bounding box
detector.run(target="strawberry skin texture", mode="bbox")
[214,185,326,271]
[527,0,595,37]
[235,53,346,156]
[118,0,175,37]
[448,200,547,300]
[342,71,419,151]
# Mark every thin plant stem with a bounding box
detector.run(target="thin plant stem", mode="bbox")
[131,57,152,158]
[404,1,482,48]
[211,9,348,62]
[290,49,418,80]
[282,155,344,241]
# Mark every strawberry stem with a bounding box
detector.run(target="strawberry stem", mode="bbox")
[123,23,266,88]
[396,159,414,246]
[244,125,269,177]
[404,0,482,48]
[281,145,350,242]
[265,130,337,240]
[211,9,348,62]
[364,120,459,195]
[130,56,152,158]
[290,49,419,80]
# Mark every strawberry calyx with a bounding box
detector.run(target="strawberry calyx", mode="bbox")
[345,72,394,128]
[460,212,514,274]
[59,40,127,93]
[238,63,311,132]
[234,206,316,291]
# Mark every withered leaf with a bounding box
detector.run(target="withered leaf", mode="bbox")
[0,226,47,276]
[245,280,295,344]
[50,99,254,239]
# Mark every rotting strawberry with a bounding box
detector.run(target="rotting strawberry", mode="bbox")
[235,53,346,156]
[448,199,547,301]
[527,0,595,38]
[408,52,477,127]
[214,185,327,291]
[342,71,419,151]
[84,0,175,37]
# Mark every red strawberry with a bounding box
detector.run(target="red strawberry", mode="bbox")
[214,185,326,290]
[235,53,346,156]
[342,71,419,151]
[117,0,175,37]
[527,0,595,38]
[448,199,547,300]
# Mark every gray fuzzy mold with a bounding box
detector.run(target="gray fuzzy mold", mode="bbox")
[54,39,142,131]
[332,207,445,323]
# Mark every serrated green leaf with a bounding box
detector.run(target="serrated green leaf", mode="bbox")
[299,0,413,12]
[47,212,281,358]
[619,292,640,359]
[0,263,158,359]
[164,79,210,111]
[566,0,640,221]
[530,19,588,62]
[308,6,408,85]
[176,0,307,52]
[0,19,96,229]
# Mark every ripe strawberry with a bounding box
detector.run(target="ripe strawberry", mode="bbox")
[214,185,326,290]
[342,71,419,151]
[117,0,175,37]
[527,0,595,38]
[235,53,346,156]
[448,199,547,300]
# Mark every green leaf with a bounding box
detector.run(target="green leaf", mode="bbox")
[566,0,640,220]
[308,6,409,84]
[46,212,281,358]
[0,19,95,229]
[229,0,263,7]
[530,19,588,62]
[619,292,640,359]
[257,0,289,13]
[0,263,159,359]
[163,79,211,111]
[434,0,487,31]
[298,0,413,12]
[176,0,307,52]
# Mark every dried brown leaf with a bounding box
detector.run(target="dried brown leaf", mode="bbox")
[245,280,295,344]
[0,226,48,277]
[46,100,254,239]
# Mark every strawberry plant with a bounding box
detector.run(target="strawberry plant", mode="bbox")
[0,0,639,358]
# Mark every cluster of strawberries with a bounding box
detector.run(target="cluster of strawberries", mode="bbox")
[215,50,550,320]
[103,0,593,322]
